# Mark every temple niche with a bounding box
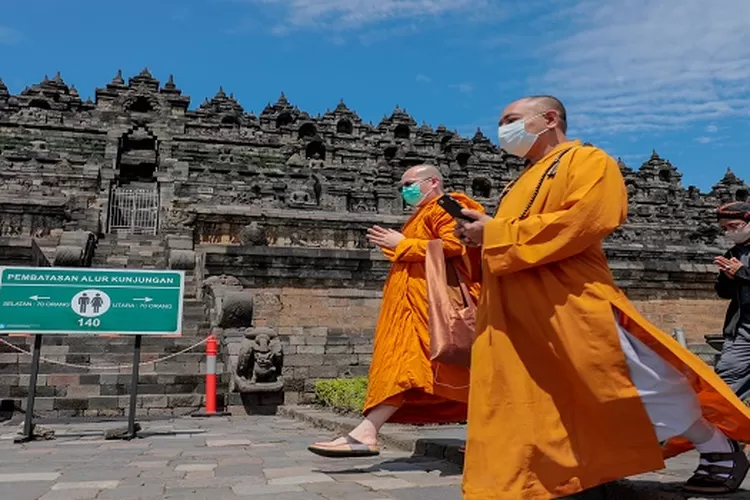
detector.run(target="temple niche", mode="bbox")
[0,68,745,248]
[336,118,353,135]
[117,127,158,184]
[471,178,492,199]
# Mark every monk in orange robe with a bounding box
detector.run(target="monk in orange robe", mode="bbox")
[456,95,750,498]
[308,164,485,458]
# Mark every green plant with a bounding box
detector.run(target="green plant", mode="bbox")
[314,377,368,414]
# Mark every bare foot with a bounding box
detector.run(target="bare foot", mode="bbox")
[312,436,349,447]
[313,434,377,448]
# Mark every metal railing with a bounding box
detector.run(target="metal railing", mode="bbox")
[108,187,159,235]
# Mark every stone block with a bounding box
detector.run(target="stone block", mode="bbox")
[353,344,373,354]
[218,291,254,328]
[289,336,305,345]
[33,398,55,412]
[166,236,194,250]
[308,365,339,378]
[325,345,352,354]
[286,354,325,367]
[65,385,101,398]
[296,345,325,354]
[139,395,169,408]
[54,398,89,411]
[0,353,19,364]
[323,354,359,366]
[167,394,203,408]
[53,245,84,266]
[147,408,174,417]
[47,374,80,387]
[168,249,196,270]
[304,335,327,346]
[89,397,119,410]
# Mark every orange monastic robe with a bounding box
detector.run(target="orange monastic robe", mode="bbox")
[363,192,485,424]
[462,140,750,499]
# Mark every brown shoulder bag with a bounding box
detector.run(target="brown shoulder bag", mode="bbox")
[425,239,476,368]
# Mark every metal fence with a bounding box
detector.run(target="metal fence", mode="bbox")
[108,187,159,235]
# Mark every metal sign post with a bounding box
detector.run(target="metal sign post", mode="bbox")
[127,335,143,440]
[0,267,185,442]
[15,334,42,444]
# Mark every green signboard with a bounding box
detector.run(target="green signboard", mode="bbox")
[0,267,185,336]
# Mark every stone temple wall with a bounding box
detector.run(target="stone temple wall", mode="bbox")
[0,69,746,407]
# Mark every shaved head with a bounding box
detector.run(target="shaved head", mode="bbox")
[500,95,568,134]
[399,164,444,205]
[498,95,570,162]
[524,96,567,133]
[402,164,443,183]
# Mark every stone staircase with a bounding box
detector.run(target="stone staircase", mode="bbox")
[0,231,222,418]
[92,233,167,269]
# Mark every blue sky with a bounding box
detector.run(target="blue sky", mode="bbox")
[1,0,748,191]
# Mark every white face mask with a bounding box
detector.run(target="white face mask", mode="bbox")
[725,223,750,244]
[498,113,548,158]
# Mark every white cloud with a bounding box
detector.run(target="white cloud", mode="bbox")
[416,73,432,84]
[245,0,494,31]
[705,124,719,133]
[357,22,419,45]
[0,26,21,45]
[450,82,473,94]
[538,0,750,134]
[695,136,714,144]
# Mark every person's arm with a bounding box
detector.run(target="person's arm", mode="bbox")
[381,247,397,261]
[716,251,736,299]
[391,208,471,262]
[734,266,750,283]
[483,148,627,276]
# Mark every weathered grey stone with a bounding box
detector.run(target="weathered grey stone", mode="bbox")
[168,249,196,270]
[219,291,254,328]
[53,245,84,266]
[238,222,268,247]
[235,327,284,391]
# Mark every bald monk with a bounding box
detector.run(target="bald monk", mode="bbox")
[308,164,485,458]
[456,95,750,498]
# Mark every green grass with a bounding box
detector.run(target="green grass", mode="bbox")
[313,377,368,414]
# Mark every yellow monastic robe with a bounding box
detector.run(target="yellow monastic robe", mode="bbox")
[462,140,750,499]
[363,193,485,424]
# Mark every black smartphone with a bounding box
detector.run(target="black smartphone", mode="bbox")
[437,194,474,222]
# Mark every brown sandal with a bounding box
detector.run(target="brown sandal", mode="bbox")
[683,440,749,495]
[308,436,380,458]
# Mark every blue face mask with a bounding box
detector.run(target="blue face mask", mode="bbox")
[498,113,548,158]
[401,179,431,206]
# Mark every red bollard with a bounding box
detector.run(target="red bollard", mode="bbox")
[205,334,218,413]
[192,334,230,418]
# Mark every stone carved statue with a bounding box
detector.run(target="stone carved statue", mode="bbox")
[308,152,325,171]
[234,327,284,392]
[347,194,377,213]
[287,174,322,207]
[164,206,196,229]
[285,152,306,168]
[289,190,314,205]
[238,222,267,246]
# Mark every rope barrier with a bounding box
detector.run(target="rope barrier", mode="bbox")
[0,336,210,371]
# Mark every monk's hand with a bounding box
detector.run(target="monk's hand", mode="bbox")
[715,256,744,278]
[367,225,405,249]
[456,209,492,247]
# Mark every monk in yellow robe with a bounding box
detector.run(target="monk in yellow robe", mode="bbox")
[308,164,484,458]
[456,95,750,499]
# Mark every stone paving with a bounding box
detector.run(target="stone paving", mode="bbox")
[0,415,464,500]
[0,414,748,499]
